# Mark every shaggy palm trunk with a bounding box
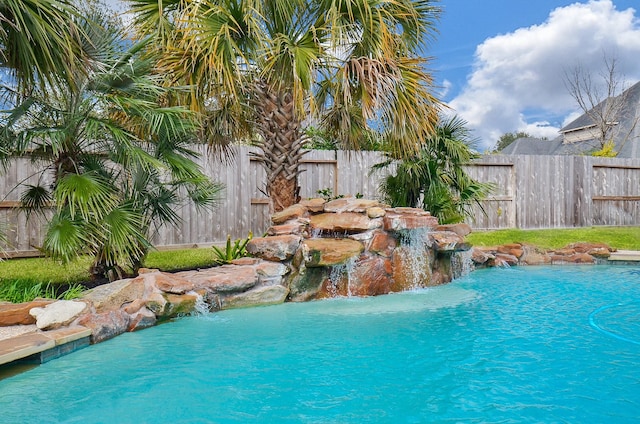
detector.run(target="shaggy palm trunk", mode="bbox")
[251,82,306,212]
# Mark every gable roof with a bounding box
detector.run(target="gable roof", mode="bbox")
[501,81,640,158]
[500,137,562,155]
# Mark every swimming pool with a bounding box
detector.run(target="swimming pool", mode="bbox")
[1,265,639,423]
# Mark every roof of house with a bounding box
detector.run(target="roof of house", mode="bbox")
[501,80,640,158]
[500,137,562,155]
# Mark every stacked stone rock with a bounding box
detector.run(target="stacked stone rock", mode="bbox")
[247,197,471,300]
[470,242,615,267]
[0,198,470,346]
[2,198,618,350]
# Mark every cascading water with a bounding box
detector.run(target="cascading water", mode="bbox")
[191,292,211,315]
[451,249,474,278]
[398,228,431,289]
[328,257,358,297]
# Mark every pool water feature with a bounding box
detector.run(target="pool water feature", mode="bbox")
[1,265,640,423]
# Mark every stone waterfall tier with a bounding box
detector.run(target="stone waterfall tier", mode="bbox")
[1,198,472,356]
[248,197,471,302]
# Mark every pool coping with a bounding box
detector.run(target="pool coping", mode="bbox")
[0,326,91,369]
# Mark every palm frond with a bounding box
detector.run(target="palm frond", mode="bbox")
[54,172,118,221]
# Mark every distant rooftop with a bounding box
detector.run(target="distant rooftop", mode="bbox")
[501,80,640,159]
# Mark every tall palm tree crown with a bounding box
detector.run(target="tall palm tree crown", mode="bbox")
[0,0,87,91]
[130,0,443,212]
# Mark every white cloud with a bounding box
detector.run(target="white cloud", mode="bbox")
[439,79,453,98]
[449,0,640,151]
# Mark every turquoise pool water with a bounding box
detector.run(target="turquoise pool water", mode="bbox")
[1,265,640,423]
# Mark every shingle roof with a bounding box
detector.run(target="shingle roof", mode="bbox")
[502,81,640,158]
[500,137,562,155]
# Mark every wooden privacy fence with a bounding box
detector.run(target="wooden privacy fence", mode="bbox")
[0,146,389,256]
[1,147,639,256]
[465,155,640,229]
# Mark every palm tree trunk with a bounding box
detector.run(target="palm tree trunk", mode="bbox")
[251,82,306,212]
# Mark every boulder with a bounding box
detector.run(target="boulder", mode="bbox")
[492,253,519,267]
[246,234,303,261]
[30,300,89,330]
[565,242,613,258]
[299,198,326,213]
[301,238,364,267]
[323,198,382,213]
[184,266,258,293]
[271,204,307,224]
[368,231,397,257]
[77,310,130,344]
[163,293,199,317]
[429,231,469,252]
[151,272,195,294]
[266,220,309,236]
[471,247,494,265]
[310,212,381,233]
[255,261,289,285]
[144,291,169,317]
[383,208,438,231]
[519,246,552,265]
[287,267,328,302]
[122,298,146,315]
[221,285,289,309]
[436,223,472,238]
[567,253,596,264]
[0,300,53,326]
[81,277,145,313]
[348,256,393,297]
[142,290,199,319]
[127,307,157,332]
[366,207,386,219]
[497,243,524,258]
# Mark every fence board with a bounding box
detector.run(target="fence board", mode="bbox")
[2,149,640,256]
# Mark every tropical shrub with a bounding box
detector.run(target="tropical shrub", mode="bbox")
[376,116,494,224]
[0,8,222,281]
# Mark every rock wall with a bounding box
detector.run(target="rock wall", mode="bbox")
[247,198,471,301]
[2,198,620,348]
[470,242,614,267]
[5,198,471,345]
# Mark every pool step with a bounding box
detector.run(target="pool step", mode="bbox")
[608,250,640,262]
[0,326,91,367]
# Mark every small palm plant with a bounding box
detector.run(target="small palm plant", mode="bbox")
[376,115,494,224]
[0,9,222,281]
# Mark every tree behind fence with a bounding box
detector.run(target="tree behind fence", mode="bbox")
[1,146,639,256]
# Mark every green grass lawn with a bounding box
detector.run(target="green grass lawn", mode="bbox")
[0,247,220,302]
[466,226,640,250]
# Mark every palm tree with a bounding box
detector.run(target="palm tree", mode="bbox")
[129,0,442,212]
[377,116,494,224]
[0,9,222,280]
[0,0,86,91]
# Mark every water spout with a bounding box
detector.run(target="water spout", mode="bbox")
[451,250,474,279]
[399,228,431,289]
[191,291,211,315]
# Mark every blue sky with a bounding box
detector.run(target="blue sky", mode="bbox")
[431,0,640,149]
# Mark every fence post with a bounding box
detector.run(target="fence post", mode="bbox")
[573,156,593,226]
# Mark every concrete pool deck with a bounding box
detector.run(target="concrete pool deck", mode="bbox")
[608,250,640,262]
[0,326,91,367]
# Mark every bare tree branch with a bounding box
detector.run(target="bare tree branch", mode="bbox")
[563,54,637,152]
